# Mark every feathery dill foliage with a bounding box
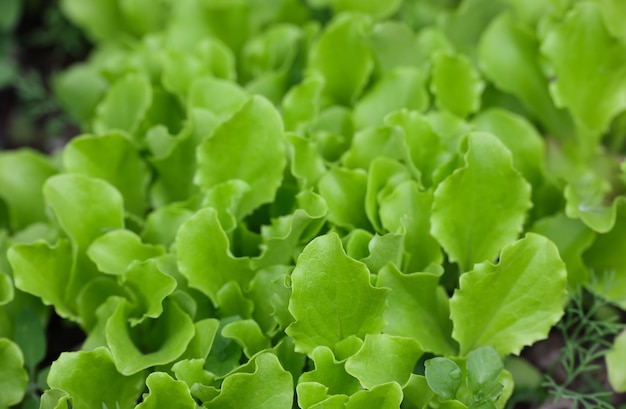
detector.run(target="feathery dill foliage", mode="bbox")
[543,273,626,409]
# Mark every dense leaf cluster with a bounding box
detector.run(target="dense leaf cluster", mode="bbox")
[1,0,626,408]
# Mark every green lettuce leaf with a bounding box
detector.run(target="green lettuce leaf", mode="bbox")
[318,168,371,230]
[87,230,165,276]
[541,1,626,135]
[93,73,153,137]
[431,132,532,271]
[176,208,254,307]
[47,347,144,409]
[286,234,388,354]
[478,13,572,136]
[204,353,293,409]
[43,174,124,250]
[298,346,361,398]
[378,264,456,355]
[345,383,403,408]
[196,95,286,218]
[63,133,151,216]
[430,53,484,118]
[308,13,373,106]
[106,298,195,375]
[450,234,567,356]
[345,333,423,388]
[135,372,195,409]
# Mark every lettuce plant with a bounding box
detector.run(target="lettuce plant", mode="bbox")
[1,0,626,407]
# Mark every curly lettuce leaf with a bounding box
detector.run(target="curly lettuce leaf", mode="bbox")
[176,208,254,307]
[286,234,388,354]
[196,95,286,218]
[47,347,144,409]
[450,234,567,356]
[204,353,293,409]
[431,132,532,271]
[377,264,456,356]
[541,2,626,135]
[63,133,151,216]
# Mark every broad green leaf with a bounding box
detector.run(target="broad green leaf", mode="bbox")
[541,2,626,134]
[43,174,124,250]
[106,298,195,375]
[345,334,423,389]
[471,108,545,187]
[286,234,388,354]
[379,180,442,272]
[607,329,626,393]
[9,240,77,320]
[353,67,429,129]
[93,74,152,136]
[431,132,532,271]
[63,133,151,216]
[478,13,572,136]
[123,259,178,325]
[318,168,371,230]
[431,53,484,118]
[0,149,57,231]
[425,357,462,399]
[378,264,456,356]
[282,76,324,132]
[196,96,286,217]
[222,319,271,358]
[135,372,195,409]
[13,308,46,374]
[205,353,293,409]
[308,13,373,106]
[450,234,567,356]
[0,338,28,407]
[530,213,595,286]
[298,346,361,396]
[47,347,144,409]
[88,230,164,275]
[176,208,254,306]
[187,77,248,122]
[345,382,403,409]
[217,281,254,319]
[287,133,326,188]
[54,64,107,128]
